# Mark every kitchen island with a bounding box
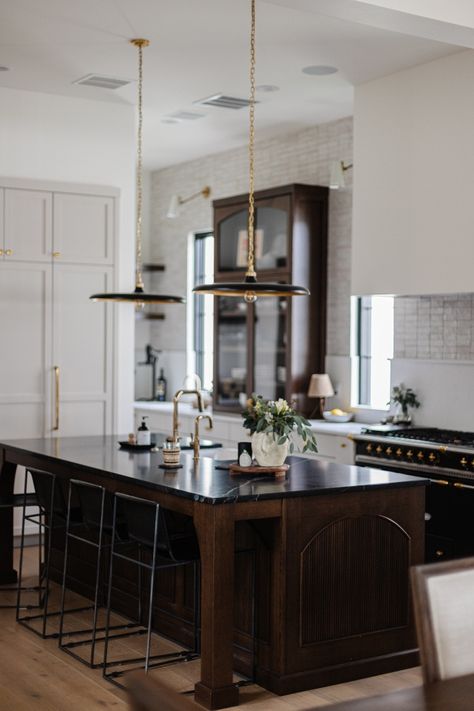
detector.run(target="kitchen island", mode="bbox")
[0,436,426,709]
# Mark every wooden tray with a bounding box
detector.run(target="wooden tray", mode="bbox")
[229,463,289,477]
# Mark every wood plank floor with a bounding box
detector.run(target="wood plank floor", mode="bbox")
[0,547,423,710]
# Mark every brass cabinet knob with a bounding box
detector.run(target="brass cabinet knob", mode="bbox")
[407,449,413,458]
[376,445,383,454]
[396,448,402,456]
[366,444,373,453]
[340,443,347,448]
[52,251,61,258]
[435,549,444,557]
[5,249,12,256]
[417,451,424,460]
[386,447,393,455]
[429,452,437,462]
[0,249,3,256]
[461,457,468,466]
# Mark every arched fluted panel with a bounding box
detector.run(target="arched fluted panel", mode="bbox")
[300,515,410,645]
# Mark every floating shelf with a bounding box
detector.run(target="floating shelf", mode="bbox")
[142,263,166,272]
[135,312,165,321]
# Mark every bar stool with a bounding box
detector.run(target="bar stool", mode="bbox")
[0,491,42,609]
[103,492,201,688]
[58,478,139,668]
[16,468,91,638]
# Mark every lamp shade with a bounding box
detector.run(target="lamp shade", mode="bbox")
[167,194,180,219]
[308,373,335,398]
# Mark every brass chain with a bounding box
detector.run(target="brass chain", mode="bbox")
[131,39,149,290]
[246,0,256,278]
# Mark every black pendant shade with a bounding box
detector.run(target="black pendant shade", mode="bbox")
[193,275,309,301]
[90,39,185,307]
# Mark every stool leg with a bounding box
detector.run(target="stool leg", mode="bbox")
[58,483,73,647]
[41,480,57,638]
[102,496,118,676]
[15,473,29,618]
[89,489,106,667]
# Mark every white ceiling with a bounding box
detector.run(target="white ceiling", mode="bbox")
[0,0,467,169]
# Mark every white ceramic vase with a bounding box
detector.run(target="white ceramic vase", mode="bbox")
[251,432,289,467]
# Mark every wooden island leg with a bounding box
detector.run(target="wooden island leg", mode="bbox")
[193,502,239,710]
[0,453,18,584]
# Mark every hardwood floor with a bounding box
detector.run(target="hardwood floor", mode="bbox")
[0,546,423,710]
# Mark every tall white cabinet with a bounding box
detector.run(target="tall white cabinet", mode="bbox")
[0,178,119,533]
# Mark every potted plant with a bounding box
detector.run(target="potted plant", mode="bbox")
[241,395,318,466]
[388,384,420,424]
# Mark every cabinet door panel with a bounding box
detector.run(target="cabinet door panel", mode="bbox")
[53,193,114,264]
[215,297,248,408]
[253,297,287,401]
[0,262,51,411]
[4,189,52,262]
[52,264,113,436]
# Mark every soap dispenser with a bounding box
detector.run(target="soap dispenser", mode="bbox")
[137,416,151,446]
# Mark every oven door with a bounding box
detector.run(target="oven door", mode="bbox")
[355,455,472,562]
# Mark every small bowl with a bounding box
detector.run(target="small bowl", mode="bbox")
[322,411,354,423]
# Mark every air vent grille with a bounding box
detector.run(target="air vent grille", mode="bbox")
[73,74,131,90]
[194,94,256,109]
[165,111,206,121]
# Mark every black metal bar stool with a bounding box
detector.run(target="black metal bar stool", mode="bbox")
[0,491,42,609]
[58,478,140,668]
[16,468,91,638]
[103,492,201,688]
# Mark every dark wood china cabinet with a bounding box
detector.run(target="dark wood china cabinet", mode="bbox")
[212,183,329,416]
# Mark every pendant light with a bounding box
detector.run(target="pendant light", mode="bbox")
[90,39,185,306]
[192,1,309,303]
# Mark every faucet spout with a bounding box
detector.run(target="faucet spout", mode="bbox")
[193,414,213,461]
[172,389,205,443]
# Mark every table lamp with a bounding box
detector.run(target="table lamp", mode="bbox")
[307,373,335,418]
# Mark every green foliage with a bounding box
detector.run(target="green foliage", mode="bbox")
[388,384,421,416]
[241,395,318,453]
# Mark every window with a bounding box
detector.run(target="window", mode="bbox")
[188,232,214,392]
[354,295,394,410]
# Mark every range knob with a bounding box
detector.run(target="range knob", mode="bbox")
[407,449,414,458]
[376,445,383,454]
[461,457,468,467]
[386,447,393,455]
[471,459,474,468]
[366,444,373,453]
[417,451,424,460]
[396,448,402,457]
[429,452,437,462]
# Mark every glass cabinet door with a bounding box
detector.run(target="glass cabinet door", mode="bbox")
[215,297,248,407]
[253,297,287,401]
[216,196,290,273]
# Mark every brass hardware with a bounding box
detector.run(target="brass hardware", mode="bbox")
[376,445,382,454]
[53,366,60,431]
[396,448,402,457]
[407,449,413,458]
[386,447,392,455]
[454,482,474,490]
[52,251,61,258]
[0,249,3,256]
[439,446,447,453]
[461,457,468,466]
[193,414,213,461]
[431,479,449,486]
[5,249,12,256]
[429,453,437,462]
[172,389,204,443]
[471,460,474,468]
[340,443,347,448]
[366,444,373,453]
[417,451,424,460]
[435,550,444,557]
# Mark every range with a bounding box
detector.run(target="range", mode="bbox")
[352,427,474,562]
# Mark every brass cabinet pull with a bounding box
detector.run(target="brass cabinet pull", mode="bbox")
[5,249,12,256]
[53,366,60,431]
[52,251,61,258]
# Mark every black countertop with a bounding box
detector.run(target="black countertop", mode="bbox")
[1,435,427,505]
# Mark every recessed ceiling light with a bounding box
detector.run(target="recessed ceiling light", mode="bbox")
[302,65,338,76]
[0,66,10,72]
[256,84,279,93]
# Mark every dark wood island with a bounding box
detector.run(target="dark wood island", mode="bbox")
[0,436,426,709]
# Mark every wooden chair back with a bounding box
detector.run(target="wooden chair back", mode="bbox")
[127,672,196,711]
[411,556,474,683]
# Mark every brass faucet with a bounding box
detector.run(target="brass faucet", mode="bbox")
[192,414,213,460]
[172,389,204,443]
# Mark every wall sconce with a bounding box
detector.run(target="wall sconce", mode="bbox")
[329,160,353,190]
[167,186,211,218]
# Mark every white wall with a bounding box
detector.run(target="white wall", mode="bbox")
[0,86,136,431]
[352,49,474,296]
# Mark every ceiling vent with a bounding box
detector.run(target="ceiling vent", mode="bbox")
[73,74,132,90]
[193,94,257,109]
[165,111,206,121]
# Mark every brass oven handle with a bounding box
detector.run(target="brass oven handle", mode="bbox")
[429,479,449,486]
[454,482,474,490]
[53,366,60,431]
